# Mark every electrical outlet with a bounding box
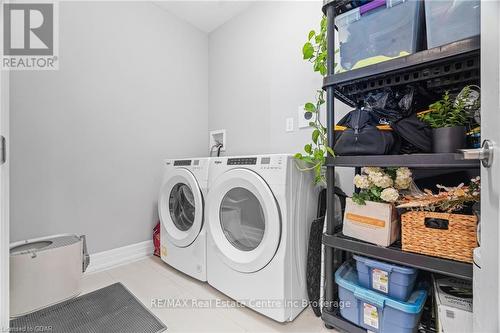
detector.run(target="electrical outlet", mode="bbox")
[285,117,294,132]
[298,105,313,129]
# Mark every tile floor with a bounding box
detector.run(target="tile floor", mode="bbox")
[82,256,338,333]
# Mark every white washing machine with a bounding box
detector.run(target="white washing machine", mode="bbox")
[158,158,209,281]
[206,154,319,322]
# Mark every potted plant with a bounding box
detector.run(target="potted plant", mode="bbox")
[343,167,413,247]
[418,88,477,153]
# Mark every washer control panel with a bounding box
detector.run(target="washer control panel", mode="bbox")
[173,160,192,166]
[166,159,205,170]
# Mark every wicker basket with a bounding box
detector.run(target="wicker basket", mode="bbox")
[401,211,477,263]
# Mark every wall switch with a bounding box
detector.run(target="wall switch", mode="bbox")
[298,105,313,129]
[285,117,294,132]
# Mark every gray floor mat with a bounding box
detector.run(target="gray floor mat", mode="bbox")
[10,282,167,333]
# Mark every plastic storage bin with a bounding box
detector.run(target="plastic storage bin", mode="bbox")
[353,255,418,301]
[335,0,423,73]
[336,261,427,333]
[425,0,480,49]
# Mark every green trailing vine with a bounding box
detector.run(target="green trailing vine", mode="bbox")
[294,16,336,185]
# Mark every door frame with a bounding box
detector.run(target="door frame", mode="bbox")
[477,2,500,332]
[0,66,10,327]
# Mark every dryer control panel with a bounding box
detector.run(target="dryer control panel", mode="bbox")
[259,156,284,170]
[225,156,284,170]
[227,157,257,165]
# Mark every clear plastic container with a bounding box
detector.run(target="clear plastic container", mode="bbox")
[336,261,427,333]
[335,0,423,73]
[353,255,418,301]
[425,0,480,49]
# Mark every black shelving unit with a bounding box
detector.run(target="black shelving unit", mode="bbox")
[322,309,366,333]
[324,233,473,280]
[327,153,480,168]
[320,1,481,331]
[324,36,480,106]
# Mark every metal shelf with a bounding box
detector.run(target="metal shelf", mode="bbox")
[323,232,473,280]
[326,153,480,169]
[323,37,480,106]
[322,309,366,333]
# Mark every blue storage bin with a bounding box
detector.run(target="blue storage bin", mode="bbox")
[353,255,418,301]
[336,261,427,333]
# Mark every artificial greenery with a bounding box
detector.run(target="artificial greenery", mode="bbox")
[352,187,384,205]
[294,16,336,185]
[418,89,471,128]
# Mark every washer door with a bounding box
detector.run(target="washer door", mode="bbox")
[159,168,204,248]
[207,168,281,273]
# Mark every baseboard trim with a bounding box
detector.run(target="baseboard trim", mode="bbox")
[86,240,154,274]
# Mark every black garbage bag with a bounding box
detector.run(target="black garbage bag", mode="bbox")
[364,86,416,122]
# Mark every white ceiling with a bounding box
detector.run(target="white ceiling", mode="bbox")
[155,1,254,33]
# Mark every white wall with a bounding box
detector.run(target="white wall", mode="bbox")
[9,2,209,253]
[208,1,354,192]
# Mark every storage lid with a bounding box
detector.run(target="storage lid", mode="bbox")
[335,261,427,314]
[335,0,407,27]
[10,234,81,256]
[353,254,417,274]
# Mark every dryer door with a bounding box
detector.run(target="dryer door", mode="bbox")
[159,168,204,248]
[207,168,281,273]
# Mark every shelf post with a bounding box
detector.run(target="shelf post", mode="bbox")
[324,2,336,314]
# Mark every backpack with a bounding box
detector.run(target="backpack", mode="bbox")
[334,108,399,155]
[392,113,432,154]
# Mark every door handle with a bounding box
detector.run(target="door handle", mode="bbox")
[458,140,494,168]
[0,136,5,165]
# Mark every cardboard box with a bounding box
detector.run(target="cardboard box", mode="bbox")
[343,198,399,247]
[433,276,473,333]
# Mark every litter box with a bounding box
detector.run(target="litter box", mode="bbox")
[10,234,90,317]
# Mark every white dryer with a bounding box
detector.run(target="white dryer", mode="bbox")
[206,154,318,322]
[158,158,209,281]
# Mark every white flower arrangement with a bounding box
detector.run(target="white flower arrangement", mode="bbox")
[352,167,413,205]
[395,167,412,190]
[353,174,371,189]
[369,172,394,189]
[362,167,383,175]
[380,188,400,203]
